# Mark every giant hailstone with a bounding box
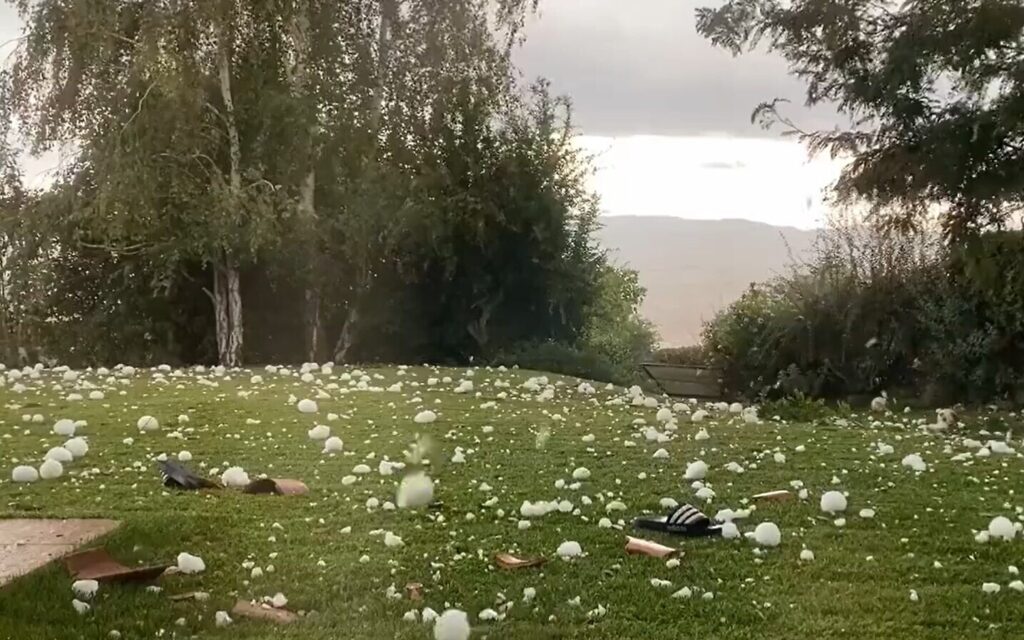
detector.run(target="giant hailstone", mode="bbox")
[754,522,781,547]
[64,437,88,459]
[297,399,318,414]
[414,410,437,424]
[53,419,76,437]
[397,472,434,509]
[39,459,63,480]
[137,415,159,432]
[11,465,38,482]
[45,446,74,463]
[308,425,330,441]
[434,609,471,640]
[323,436,344,453]
[988,516,1017,542]
[176,552,206,574]
[820,491,848,514]
[220,466,250,487]
[556,540,583,559]
[684,460,708,480]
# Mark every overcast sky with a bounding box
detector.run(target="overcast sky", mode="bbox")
[1,1,845,228]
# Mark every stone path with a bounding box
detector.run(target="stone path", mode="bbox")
[0,518,120,587]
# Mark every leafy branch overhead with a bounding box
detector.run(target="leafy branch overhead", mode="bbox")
[697,0,1024,237]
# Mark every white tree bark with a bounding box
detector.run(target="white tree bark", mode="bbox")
[215,21,244,367]
[287,0,324,362]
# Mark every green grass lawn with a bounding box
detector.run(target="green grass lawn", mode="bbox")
[1,365,1023,640]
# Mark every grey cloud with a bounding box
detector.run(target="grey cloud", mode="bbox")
[514,0,845,137]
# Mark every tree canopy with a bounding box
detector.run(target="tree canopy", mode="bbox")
[697,0,1024,238]
[0,0,653,377]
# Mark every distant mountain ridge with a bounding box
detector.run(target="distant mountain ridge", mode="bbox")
[596,216,819,347]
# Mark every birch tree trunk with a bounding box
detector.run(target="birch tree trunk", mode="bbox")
[286,0,324,362]
[333,0,395,363]
[215,22,244,367]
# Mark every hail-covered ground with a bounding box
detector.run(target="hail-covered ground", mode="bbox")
[1,364,1023,640]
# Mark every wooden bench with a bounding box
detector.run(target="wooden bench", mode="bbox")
[642,363,723,399]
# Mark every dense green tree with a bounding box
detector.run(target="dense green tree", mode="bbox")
[697,0,1024,237]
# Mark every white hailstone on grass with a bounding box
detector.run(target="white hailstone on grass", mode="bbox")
[39,459,63,480]
[691,410,708,423]
[397,472,434,509]
[820,491,848,514]
[572,467,591,480]
[721,522,740,539]
[11,465,38,483]
[870,396,887,412]
[859,508,876,519]
[403,610,420,623]
[598,518,613,528]
[297,399,318,414]
[176,552,206,574]
[982,582,1001,594]
[990,440,1015,455]
[684,460,708,480]
[909,590,919,602]
[71,599,91,614]
[341,475,357,486]
[799,549,815,562]
[45,446,74,463]
[137,415,159,432]
[988,516,1017,541]
[725,461,744,474]
[976,531,991,544]
[729,402,744,413]
[478,608,499,621]
[270,592,288,608]
[64,438,88,459]
[656,407,673,422]
[653,448,669,459]
[694,428,710,441]
[606,500,627,512]
[177,414,190,424]
[384,532,404,548]
[901,454,927,472]
[451,450,466,464]
[422,607,439,623]
[323,437,344,453]
[671,587,693,599]
[308,425,330,440]
[1008,581,1024,593]
[754,522,782,547]
[433,609,471,640]
[53,419,76,437]
[976,447,992,458]
[215,611,233,627]
[72,579,99,599]
[518,520,532,530]
[643,397,658,408]
[876,442,894,455]
[695,486,715,501]
[414,410,437,424]
[353,464,371,474]
[556,540,583,559]
[773,452,786,464]
[220,466,250,488]
[177,451,192,462]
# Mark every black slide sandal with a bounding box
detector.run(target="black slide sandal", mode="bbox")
[634,503,723,537]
